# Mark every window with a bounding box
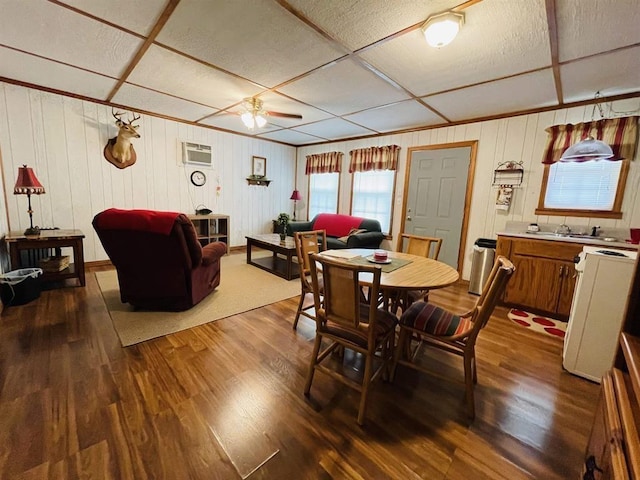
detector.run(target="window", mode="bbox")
[308,173,339,219]
[536,159,629,218]
[351,170,395,233]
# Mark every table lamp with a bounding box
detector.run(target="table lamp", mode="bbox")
[290,189,302,220]
[14,164,46,236]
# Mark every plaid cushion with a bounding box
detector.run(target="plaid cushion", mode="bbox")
[400,301,471,337]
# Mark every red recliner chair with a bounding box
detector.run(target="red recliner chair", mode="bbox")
[93,208,227,311]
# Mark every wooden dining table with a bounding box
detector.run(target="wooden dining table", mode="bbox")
[319,248,460,292]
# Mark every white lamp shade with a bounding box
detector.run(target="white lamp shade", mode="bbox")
[241,112,255,129]
[422,12,464,48]
[560,137,615,162]
[255,114,267,128]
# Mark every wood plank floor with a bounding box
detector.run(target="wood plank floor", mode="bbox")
[0,259,600,479]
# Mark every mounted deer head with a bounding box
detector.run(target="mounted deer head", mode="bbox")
[103,108,141,169]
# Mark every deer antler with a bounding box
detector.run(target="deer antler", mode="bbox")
[112,108,126,124]
[128,112,141,127]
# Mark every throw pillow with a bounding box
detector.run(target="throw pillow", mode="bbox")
[338,228,367,243]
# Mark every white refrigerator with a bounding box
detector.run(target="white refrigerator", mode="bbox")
[562,246,637,382]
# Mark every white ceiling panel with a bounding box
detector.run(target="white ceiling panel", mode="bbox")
[278,58,410,115]
[295,118,376,139]
[0,0,638,146]
[0,0,142,78]
[360,0,551,97]
[0,47,117,99]
[345,100,446,132]
[561,47,640,104]
[425,69,558,121]
[128,45,262,109]
[58,0,167,36]
[257,129,327,146]
[112,84,217,122]
[556,0,640,62]
[156,0,345,88]
[285,0,454,51]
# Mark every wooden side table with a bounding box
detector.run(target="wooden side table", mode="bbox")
[5,229,86,287]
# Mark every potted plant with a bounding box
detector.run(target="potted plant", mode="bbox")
[277,212,290,241]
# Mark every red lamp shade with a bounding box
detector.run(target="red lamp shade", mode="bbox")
[290,189,302,201]
[14,165,45,195]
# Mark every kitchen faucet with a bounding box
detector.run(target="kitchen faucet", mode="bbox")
[556,224,571,235]
[591,225,601,237]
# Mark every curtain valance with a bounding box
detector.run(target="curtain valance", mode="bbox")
[348,145,400,173]
[305,152,343,174]
[542,116,638,164]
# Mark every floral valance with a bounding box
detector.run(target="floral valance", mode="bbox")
[349,145,400,173]
[542,116,639,164]
[305,151,343,174]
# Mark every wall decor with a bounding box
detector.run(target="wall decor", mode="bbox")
[103,108,141,169]
[252,156,266,177]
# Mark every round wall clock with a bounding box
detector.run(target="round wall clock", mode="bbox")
[190,170,206,186]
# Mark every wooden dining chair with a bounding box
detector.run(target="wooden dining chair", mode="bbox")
[391,255,515,419]
[292,230,327,330]
[305,252,398,425]
[384,234,444,312]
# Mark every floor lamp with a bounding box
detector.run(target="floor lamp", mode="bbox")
[14,164,46,236]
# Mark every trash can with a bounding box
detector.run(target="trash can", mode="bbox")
[469,238,497,295]
[0,268,43,306]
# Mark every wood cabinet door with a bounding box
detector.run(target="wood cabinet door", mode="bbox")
[557,261,578,317]
[504,255,563,311]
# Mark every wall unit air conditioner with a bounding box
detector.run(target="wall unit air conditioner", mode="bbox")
[182,142,212,167]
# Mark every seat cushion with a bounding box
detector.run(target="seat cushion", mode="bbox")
[322,304,397,348]
[400,301,471,337]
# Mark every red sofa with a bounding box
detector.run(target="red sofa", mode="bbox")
[288,213,384,249]
[93,208,227,311]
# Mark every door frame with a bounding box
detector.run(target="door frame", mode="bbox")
[399,141,478,273]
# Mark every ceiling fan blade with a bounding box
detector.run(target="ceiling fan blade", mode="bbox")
[266,111,303,120]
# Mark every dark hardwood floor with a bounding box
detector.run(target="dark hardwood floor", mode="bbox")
[0,258,600,479]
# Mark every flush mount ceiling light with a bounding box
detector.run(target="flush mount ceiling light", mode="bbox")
[421,11,464,48]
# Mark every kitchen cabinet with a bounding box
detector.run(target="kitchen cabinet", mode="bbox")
[496,236,582,318]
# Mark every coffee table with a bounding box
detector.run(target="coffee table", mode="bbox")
[246,234,300,280]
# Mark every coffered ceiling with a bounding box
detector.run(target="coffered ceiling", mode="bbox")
[1,0,639,146]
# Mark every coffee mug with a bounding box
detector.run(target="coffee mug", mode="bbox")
[630,228,640,243]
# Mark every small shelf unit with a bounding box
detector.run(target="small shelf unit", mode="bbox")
[187,214,230,254]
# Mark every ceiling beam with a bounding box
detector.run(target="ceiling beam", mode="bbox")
[545,0,563,104]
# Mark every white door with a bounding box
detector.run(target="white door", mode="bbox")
[403,146,471,269]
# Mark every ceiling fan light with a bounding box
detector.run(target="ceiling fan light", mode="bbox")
[560,137,615,162]
[255,114,267,128]
[422,11,464,48]
[241,112,256,129]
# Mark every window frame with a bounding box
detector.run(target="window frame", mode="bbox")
[535,159,630,219]
[349,169,397,235]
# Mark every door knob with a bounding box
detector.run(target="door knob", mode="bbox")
[406,215,412,221]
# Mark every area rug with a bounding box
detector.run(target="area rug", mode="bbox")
[96,253,300,346]
[507,309,567,339]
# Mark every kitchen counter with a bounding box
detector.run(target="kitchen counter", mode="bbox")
[496,231,638,251]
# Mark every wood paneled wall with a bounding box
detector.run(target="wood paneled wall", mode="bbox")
[0,82,296,268]
[297,100,640,279]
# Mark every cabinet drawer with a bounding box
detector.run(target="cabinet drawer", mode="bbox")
[511,239,582,260]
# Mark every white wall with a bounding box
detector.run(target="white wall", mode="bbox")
[0,82,296,266]
[296,100,640,280]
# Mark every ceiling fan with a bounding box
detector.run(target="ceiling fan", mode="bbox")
[240,97,302,129]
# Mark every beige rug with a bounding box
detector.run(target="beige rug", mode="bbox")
[96,253,300,347]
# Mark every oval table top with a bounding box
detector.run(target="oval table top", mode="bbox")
[319,248,460,291]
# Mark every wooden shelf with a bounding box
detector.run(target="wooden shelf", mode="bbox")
[246,177,271,186]
[187,214,230,254]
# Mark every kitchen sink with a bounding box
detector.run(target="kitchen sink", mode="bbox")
[522,231,617,242]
